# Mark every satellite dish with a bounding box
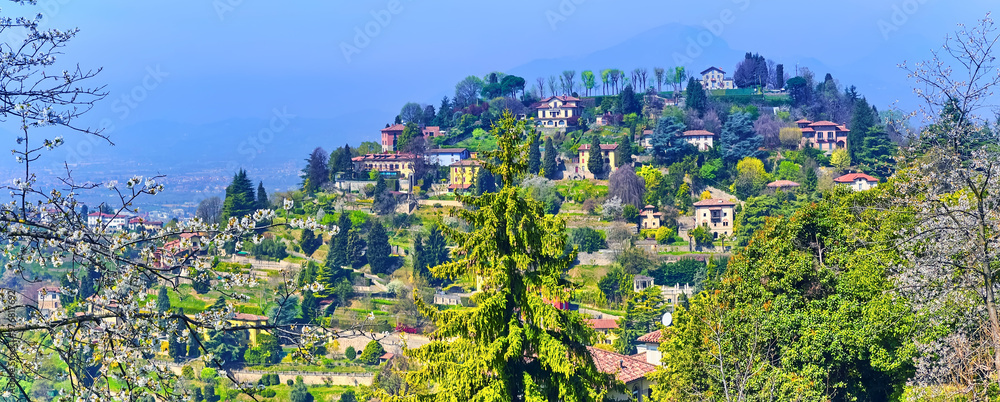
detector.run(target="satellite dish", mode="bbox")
[661,312,673,327]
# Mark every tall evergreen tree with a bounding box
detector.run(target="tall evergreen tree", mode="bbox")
[587,136,606,177]
[412,233,430,284]
[685,77,707,115]
[425,225,449,273]
[256,181,269,210]
[616,134,633,167]
[618,84,640,115]
[299,229,322,256]
[541,136,558,179]
[300,290,318,324]
[611,287,665,355]
[221,169,256,221]
[302,147,329,194]
[345,229,364,268]
[650,115,691,165]
[390,112,611,400]
[326,213,352,270]
[474,168,496,196]
[528,131,542,174]
[187,329,201,358]
[168,319,187,362]
[848,97,878,160]
[366,221,393,275]
[720,111,764,164]
[156,286,170,313]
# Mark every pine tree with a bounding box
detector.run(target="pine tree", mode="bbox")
[685,77,707,114]
[425,225,449,270]
[367,221,392,275]
[587,136,606,176]
[528,131,541,174]
[326,213,352,270]
[221,169,256,221]
[393,112,611,400]
[541,137,558,179]
[474,168,495,196]
[256,181,269,210]
[168,319,187,362]
[300,229,322,256]
[412,233,429,283]
[187,329,201,358]
[302,147,329,194]
[720,111,764,164]
[301,290,318,324]
[345,229,364,268]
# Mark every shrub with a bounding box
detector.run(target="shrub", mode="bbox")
[570,228,606,253]
[345,346,356,360]
[655,226,676,244]
[358,340,386,365]
[203,384,218,402]
[260,389,276,398]
[200,367,218,381]
[181,365,194,380]
[286,379,294,386]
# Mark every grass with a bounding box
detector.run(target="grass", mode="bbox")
[567,264,608,287]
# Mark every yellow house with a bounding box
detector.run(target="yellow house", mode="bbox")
[578,143,619,177]
[534,95,582,128]
[449,159,482,191]
[352,153,418,178]
[586,319,620,345]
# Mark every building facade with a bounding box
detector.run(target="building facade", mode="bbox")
[639,205,663,230]
[352,153,418,178]
[681,130,715,151]
[37,286,61,317]
[534,95,582,128]
[425,148,470,166]
[700,67,735,90]
[449,159,482,191]
[380,124,445,152]
[693,198,736,239]
[578,143,619,177]
[797,119,850,151]
[834,173,879,191]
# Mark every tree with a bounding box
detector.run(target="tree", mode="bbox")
[397,122,420,153]
[168,319,187,362]
[561,70,576,94]
[474,166,496,195]
[301,147,329,194]
[733,52,769,89]
[754,113,781,148]
[256,181,269,210]
[290,379,315,402]
[654,67,665,92]
[359,340,386,365]
[616,134,633,167]
[775,63,785,89]
[598,266,632,306]
[301,290,319,324]
[187,330,201,358]
[688,226,714,247]
[581,70,596,96]
[204,328,246,367]
[779,127,802,149]
[612,287,665,355]
[367,221,393,275]
[204,385,218,402]
[652,197,916,401]
[732,157,770,199]
[346,346,357,360]
[196,196,223,225]
[299,228,322,256]
[222,169,257,221]
[388,112,613,400]
[156,286,171,313]
[830,148,851,172]
[454,75,483,108]
[685,77,707,114]
[541,136,558,179]
[619,84,640,115]
[527,130,541,174]
[720,112,764,164]
[570,228,606,253]
[268,295,300,327]
[587,136,606,177]
[650,115,693,165]
[608,165,644,209]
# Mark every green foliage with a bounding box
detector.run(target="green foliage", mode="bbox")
[655,226,677,244]
[203,384,218,402]
[201,367,218,381]
[556,180,607,203]
[167,319,186,362]
[156,286,170,313]
[345,346,356,360]
[622,204,639,223]
[733,195,780,247]
[685,77,707,114]
[299,229,322,256]
[359,340,386,365]
[570,227,606,253]
[650,115,692,165]
[222,169,257,221]
[732,156,770,199]
[688,226,714,247]
[774,160,802,182]
[204,329,246,366]
[367,221,393,275]
[587,135,606,176]
[268,295,300,326]
[720,111,764,164]
[541,136,559,179]
[396,112,612,400]
[651,258,705,285]
[181,365,194,379]
[289,380,314,402]
[528,130,541,174]
[612,287,665,355]
[652,196,916,401]
[250,237,288,261]
[598,266,633,306]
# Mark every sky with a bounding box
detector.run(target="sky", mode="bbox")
[0,0,995,209]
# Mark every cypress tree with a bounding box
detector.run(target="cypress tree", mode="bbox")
[616,134,633,167]
[528,131,541,174]
[366,221,392,275]
[541,137,558,179]
[587,136,606,176]
[256,181,269,210]
[685,77,707,115]
[156,286,170,313]
[302,147,329,194]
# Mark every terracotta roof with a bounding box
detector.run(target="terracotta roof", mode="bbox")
[427,148,467,154]
[352,153,417,162]
[40,286,60,293]
[577,144,619,151]
[644,205,655,209]
[233,313,268,321]
[767,180,800,188]
[636,329,664,344]
[836,125,851,132]
[795,119,812,124]
[642,129,653,135]
[693,198,736,207]
[87,212,119,218]
[834,173,879,183]
[682,129,715,137]
[586,319,619,330]
[380,352,395,360]
[540,95,581,102]
[450,159,482,167]
[800,127,815,133]
[700,67,725,75]
[381,124,405,133]
[588,346,657,384]
[447,183,473,190]
[808,121,840,127]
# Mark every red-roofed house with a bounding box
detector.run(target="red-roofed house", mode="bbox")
[834,172,879,191]
[380,124,445,152]
[587,319,620,345]
[353,153,418,178]
[693,198,736,239]
[534,95,583,129]
[639,205,663,230]
[588,346,658,401]
[796,119,850,151]
[682,130,715,151]
[766,180,800,192]
[636,330,665,366]
[37,286,61,317]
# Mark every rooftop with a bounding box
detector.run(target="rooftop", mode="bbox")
[693,198,736,207]
[700,66,725,75]
[588,346,657,384]
[637,329,664,344]
[767,180,801,188]
[682,129,715,137]
[426,148,467,154]
[450,159,482,167]
[352,153,418,162]
[834,173,879,183]
[586,319,620,330]
[578,144,619,151]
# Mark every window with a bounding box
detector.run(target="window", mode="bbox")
[724,222,728,226]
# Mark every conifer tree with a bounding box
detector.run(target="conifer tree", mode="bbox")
[367,221,392,275]
[541,136,558,179]
[187,330,201,358]
[256,181,269,210]
[221,169,256,221]
[528,131,541,174]
[156,286,170,313]
[302,147,329,194]
[391,112,612,400]
[587,135,606,177]
[616,134,633,167]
